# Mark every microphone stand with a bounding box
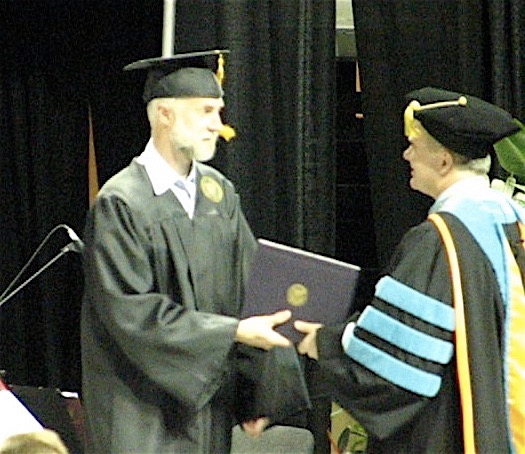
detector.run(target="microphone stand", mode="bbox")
[0,225,66,303]
[0,242,79,310]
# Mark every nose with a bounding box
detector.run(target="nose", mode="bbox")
[209,112,223,132]
[403,145,412,161]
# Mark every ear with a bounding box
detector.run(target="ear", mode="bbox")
[438,149,454,175]
[157,103,174,128]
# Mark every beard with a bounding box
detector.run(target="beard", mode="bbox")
[191,139,217,162]
[170,128,217,163]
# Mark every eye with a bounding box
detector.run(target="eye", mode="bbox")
[201,102,224,115]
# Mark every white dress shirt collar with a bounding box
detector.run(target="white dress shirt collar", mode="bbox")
[136,138,197,218]
[429,175,490,214]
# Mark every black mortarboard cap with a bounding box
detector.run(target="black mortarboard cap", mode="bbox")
[123,49,229,103]
[404,87,520,159]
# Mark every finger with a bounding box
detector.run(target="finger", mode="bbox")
[296,341,308,355]
[269,309,292,325]
[294,320,314,333]
[241,421,259,437]
[253,417,270,434]
[268,331,292,348]
[242,417,269,437]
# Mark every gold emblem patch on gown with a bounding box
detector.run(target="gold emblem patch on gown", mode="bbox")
[200,175,223,203]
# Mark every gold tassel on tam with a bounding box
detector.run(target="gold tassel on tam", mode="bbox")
[404,96,467,138]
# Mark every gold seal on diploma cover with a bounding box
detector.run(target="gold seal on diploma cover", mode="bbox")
[286,283,308,307]
[200,176,223,203]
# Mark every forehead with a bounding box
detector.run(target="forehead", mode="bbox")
[178,97,224,109]
[409,121,442,149]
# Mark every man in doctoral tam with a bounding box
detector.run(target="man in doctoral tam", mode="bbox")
[295,87,525,453]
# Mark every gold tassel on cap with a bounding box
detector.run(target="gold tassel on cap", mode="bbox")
[216,52,237,142]
[216,52,225,85]
[219,124,236,141]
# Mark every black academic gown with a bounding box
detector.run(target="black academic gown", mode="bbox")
[316,208,520,453]
[81,159,258,453]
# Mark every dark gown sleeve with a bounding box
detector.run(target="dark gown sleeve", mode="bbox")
[234,344,311,423]
[83,187,241,412]
[314,221,455,440]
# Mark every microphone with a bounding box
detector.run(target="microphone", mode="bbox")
[63,225,85,253]
[0,224,84,309]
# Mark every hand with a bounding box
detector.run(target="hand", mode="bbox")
[294,320,323,360]
[236,310,292,350]
[241,417,270,437]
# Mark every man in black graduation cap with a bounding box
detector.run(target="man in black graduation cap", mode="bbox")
[295,87,525,453]
[80,50,307,453]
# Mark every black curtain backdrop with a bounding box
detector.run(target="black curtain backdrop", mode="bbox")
[0,0,335,425]
[176,0,337,250]
[0,1,90,390]
[2,0,523,447]
[353,0,525,266]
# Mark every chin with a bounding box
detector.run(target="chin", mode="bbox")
[195,152,216,162]
[194,145,217,162]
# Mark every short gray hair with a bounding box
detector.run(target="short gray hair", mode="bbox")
[146,97,180,128]
[449,150,491,175]
[416,119,492,175]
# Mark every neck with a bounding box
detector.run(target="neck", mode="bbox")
[152,134,192,177]
[433,170,482,199]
